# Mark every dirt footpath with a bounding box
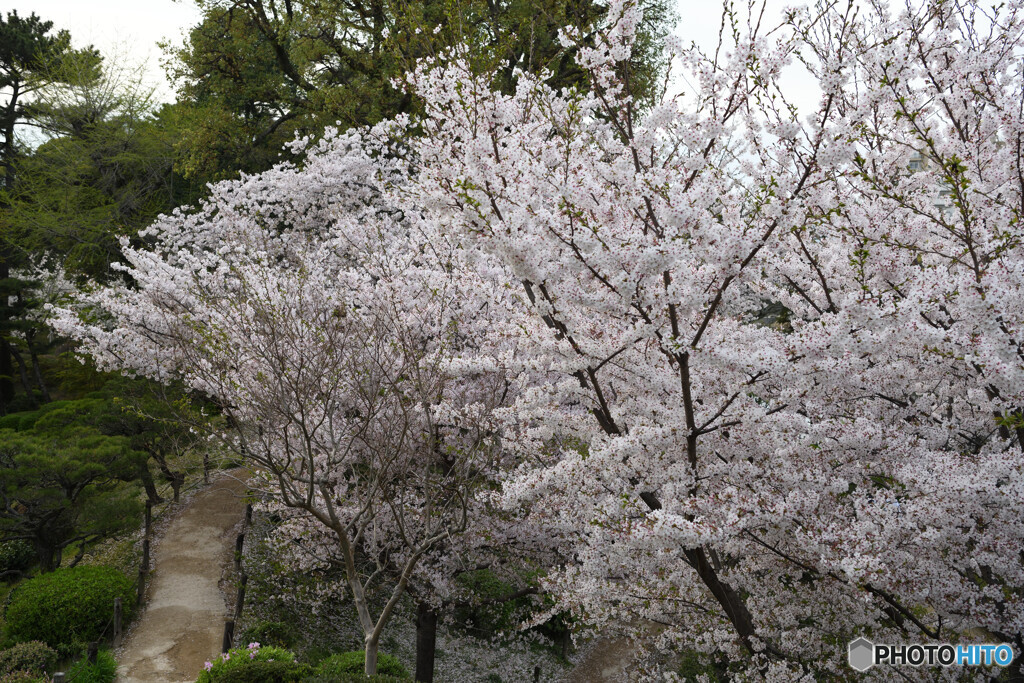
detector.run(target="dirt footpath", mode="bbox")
[117,473,248,683]
[564,637,632,682]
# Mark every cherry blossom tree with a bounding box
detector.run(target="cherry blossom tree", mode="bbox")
[48,128,528,676]
[48,0,1024,678]
[399,0,1024,678]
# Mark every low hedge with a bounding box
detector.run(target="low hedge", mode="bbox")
[0,671,46,683]
[217,660,312,683]
[5,566,136,648]
[240,621,299,649]
[301,676,409,683]
[0,641,57,676]
[316,652,409,679]
[197,644,298,683]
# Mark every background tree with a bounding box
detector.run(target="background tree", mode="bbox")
[164,0,674,184]
[0,11,87,415]
[0,399,145,572]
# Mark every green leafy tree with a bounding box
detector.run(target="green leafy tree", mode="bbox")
[89,377,209,504]
[0,399,145,571]
[165,0,674,183]
[0,11,87,415]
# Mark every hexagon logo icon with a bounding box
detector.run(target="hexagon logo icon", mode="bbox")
[849,637,875,672]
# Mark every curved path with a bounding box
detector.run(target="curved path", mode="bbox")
[564,637,632,682]
[117,473,248,683]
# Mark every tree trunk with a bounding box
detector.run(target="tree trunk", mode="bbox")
[415,602,437,682]
[8,344,35,403]
[139,464,163,504]
[34,540,56,573]
[171,471,185,502]
[0,326,14,415]
[27,330,50,402]
[364,633,380,676]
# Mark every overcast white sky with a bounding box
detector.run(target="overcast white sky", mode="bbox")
[5,0,818,107]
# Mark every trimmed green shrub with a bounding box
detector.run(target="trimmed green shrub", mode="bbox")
[240,621,298,649]
[0,641,57,675]
[66,650,117,683]
[217,660,312,683]
[316,652,409,679]
[0,671,46,683]
[5,566,136,647]
[300,676,408,683]
[0,542,34,576]
[197,644,296,682]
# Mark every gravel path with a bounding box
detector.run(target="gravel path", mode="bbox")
[116,473,248,683]
[564,637,632,682]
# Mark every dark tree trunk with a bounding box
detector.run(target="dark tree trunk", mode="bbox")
[0,310,14,415]
[415,601,437,683]
[8,344,35,403]
[139,464,163,504]
[34,540,57,573]
[26,330,50,402]
[170,471,185,502]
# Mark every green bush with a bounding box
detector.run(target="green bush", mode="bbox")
[240,621,298,649]
[217,660,312,683]
[316,652,409,679]
[5,566,136,647]
[0,412,38,432]
[66,650,117,683]
[0,641,57,675]
[301,676,408,683]
[0,542,34,576]
[0,671,46,683]
[197,644,296,683]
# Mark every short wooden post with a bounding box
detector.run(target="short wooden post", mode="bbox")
[533,665,541,682]
[222,620,235,653]
[87,642,98,664]
[137,567,146,603]
[234,573,248,621]
[113,597,123,647]
[244,503,253,526]
[144,500,152,538]
[142,538,150,572]
[53,673,65,682]
[234,533,244,571]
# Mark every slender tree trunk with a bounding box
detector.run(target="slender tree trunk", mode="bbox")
[364,633,380,676]
[415,602,437,682]
[8,345,35,403]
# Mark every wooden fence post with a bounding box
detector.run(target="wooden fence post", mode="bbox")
[137,567,146,603]
[234,573,248,622]
[142,539,150,572]
[145,500,152,538]
[87,642,98,664]
[222,620,235,653]
[113,597,123,648]
[53,673,64,682]
[245,503,253,526]
[234,533,244,571]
